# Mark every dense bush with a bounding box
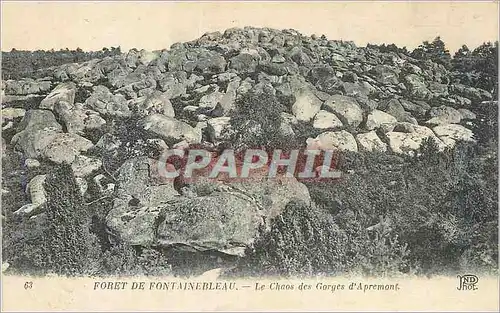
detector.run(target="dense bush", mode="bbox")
[230,90,299,152]
[235,200,409,277]
[42,163,101,275]
[411,36,452,69]
[452,42,498,96]
[99,244,172,277]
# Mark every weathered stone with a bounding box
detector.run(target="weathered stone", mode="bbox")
[428,82,449,97]
[450,84,492,103]
[425,105,462,125]
[229,52,258,73]
[369,65,400,85]
[156,194,263,255]
[341,81,372,98]
[404,74,432,100]
[206,117,232,142]
[139,114,202,145]
[433,124,475,147]
[291,88,322,122]
[356,131,387,152]
[4,79,52,95]
[135,91,175,117]
[312,110,343,129]
[42,133,94,164]
[1,108,25,124]
[40,82,76,110]
[219,78,240,115]
[84,85,131,118]
[399,99,430,116]
[11,110,63,158]
[71,155,102,177]
[385,125,445,155]
[106,157,181,246]
[365,109,397,131]
[199,91,224,109]
[306,130,358,152]
[458,108,476,120]
[379,98,410,123]
[55,101,106,134]
[323,95,363,127]
[24,158,41,169]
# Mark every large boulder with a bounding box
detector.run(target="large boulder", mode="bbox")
[428,82,449,98]
[199,91,224,109]
[432,124,475,147]
[313,110,343,129]
[218,78,240,115]
[41,133,94,164]
[379,98,415,123]
[365,109,397,130]
[385,125,445,155]
[54,101,106,134]
[71,155,103,177]
[306,130,358,152]
[450,84,492,103]
[39,82,77,111]
[138,114,202,145]
[323,95,363,127]
[10,110,63,158]
[356,131,387,152]
[183,49,227,74]
[156,194,264,256]
[425,105,462,125]
[369,65,400,85]
[106,157,179,246]
[84,85,131,118]
[206,117,232,142]
[106,155,311,256]
[291,88,322,122]
[1,108,26,124]
[134,91,175,118]
[229,51,259,73]
[403,74,432,100]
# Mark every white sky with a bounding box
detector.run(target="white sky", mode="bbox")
[2,1,499,53]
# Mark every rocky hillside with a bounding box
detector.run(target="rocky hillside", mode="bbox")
[2,27,498,276]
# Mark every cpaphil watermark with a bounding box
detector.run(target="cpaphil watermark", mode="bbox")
[153,147,345,183]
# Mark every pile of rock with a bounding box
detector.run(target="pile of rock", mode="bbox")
[2,26,494,257]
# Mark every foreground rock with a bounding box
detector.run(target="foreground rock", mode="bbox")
[106,156,311,256]
[10,110,63,158]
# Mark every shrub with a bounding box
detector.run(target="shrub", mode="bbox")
[42,163,101,276]
[236,201,351,277]
[230,90,297,152]
[411,36,452,69]
[452,41,498,96]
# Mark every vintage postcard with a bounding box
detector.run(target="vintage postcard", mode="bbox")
[1,1,499,311]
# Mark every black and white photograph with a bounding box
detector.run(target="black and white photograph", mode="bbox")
[1,1,498,311]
